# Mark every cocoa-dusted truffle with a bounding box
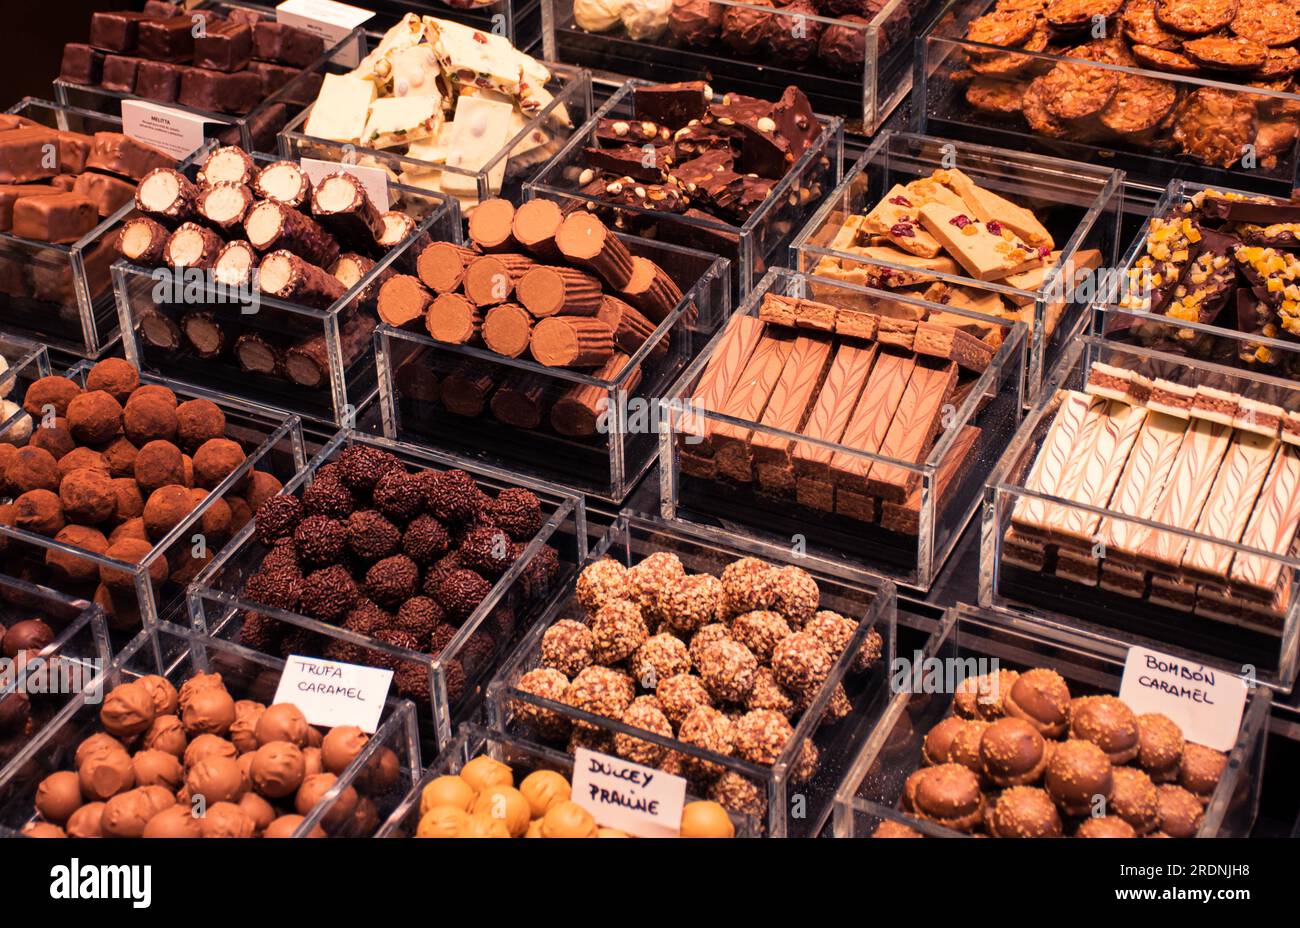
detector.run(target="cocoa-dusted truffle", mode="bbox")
[143,484,195,538]
[658,573,724,634]
[57,445,109,478]
[192,438,245,489]
[912,763,984,831]
[731,610,792,663]
[365,554,419,608]
[590,600,649,665]
[101,437,139,478]
[1070,695,1140,764]
[515,667,573,740]
[697,638,758,703]
[60,467,116,524]
[101,681,157,738]
[335,444,404,493]
[575,558,627,614]
[979,717,1048,787]
[401,514,449,564]
[298,564,359,620]
[486,488,543,541]
[433,567,491,621]
[67,390,123,445]
[614,700,674,766]
[1156,784,1204,837]
[30,418,76,459]
[656,672,712,727]
[1045,739,1113,816]
[372,470,424,523]
[343,599,390,637]
[111,478,145,521]
[422,469,481,523]
[86,358,140,403]
[669,0,723,44]
[130,385,177,406]
[1179,743,1227,801]
[344,510,399,562]
[243,471,282,512]
[173,398,224,451]
[1136,713,1184,783]
[988,785,1063,838]
[250,740,306,797]
[47,524,109,584]
[256,703,311,747]
[123,394,178,445]
[255,494,302,544]
[630,633,691,687]
[395,596,444,642]
[678,705,734,779]
[302,475,355,519]
[135,441,185,494]
[564,665,634,727]
[23,375,82,417]
[770,630,833,696]
[732,708,795,765]
[8,446,61,493]
[818,14,870,73]
[541,619,595,677]
[293,514,346,567]
[721,0,775,53]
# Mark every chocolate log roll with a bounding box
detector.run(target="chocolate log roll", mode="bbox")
[311,172,385,256]
[425,293,482,345]
[516,266,603,318]
[117,216,170,266]
[441,363,496,417]
[135,167,198,223]
[596,295,666,360]
[197,182,254,232]
[254,160,312,210]
[284,311,375,387]
[377,211,417,249]
[482,303,533,358]
[377,274,433,327]
[416,242,476,293]
[164,222,223,269]
[214,240,258,289]
[556,213,635,289]
[200,146,257,188]
[511,199,564,259]
[467,198,518,253]
[530,317,615,368]
[396,357,439,404]
[258,249,346,309]
[235,333,282,376]
[618,255,685,323]
[138,308,182,350]
[331,252,378,299]
[244,200,339,269]
[182,311,228,359]
[551,354,641,437]
[490,371,548,429]
[464,254,537,307]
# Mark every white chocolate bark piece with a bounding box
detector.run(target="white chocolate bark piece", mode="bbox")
[861,184,943,259]
[362,96,441,149]
[406,122,454,165]
[426,19,544,97]
[352,13,425,81]
[387,44,443,100]
[439,94,515,197]
[943,168,1054,249]
[919,202,1043,281]
[304,73,377,143]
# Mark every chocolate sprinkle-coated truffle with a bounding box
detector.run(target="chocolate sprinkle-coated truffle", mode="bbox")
[422,469,481,524]
[294,515,346,566]
[401,514,449,564]
[433,568,491,622]
[254,495,302,544]
[458,526,515,578]
[302,476,355,519]
[364,554,419,608]
[486,488,543,541]
[298,565,359,621]
[335,444,404,493]
[541,619,595,677]
[244,568,302,612]
[395,596,444,643]
[372,470,424,523]
[345,510,400,562]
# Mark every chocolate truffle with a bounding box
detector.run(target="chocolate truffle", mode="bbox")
[321,726,368,775]
[341,509,398,562]
[658,573,724,634]
[3,617,54,658]
[732,708,795,766]
[8,446,61,493]
[57,445,109,478]
[76,732,125,767]
[132,749,184,790]
[540,800,597,838]
[59,467,116,525]
[709,770,767,818]
[46,524,109,584]
[186,754,245,804]
[657,672,713,727]
[1045,739,1113,816]
[923,715,968,766]
[519,769,570,818]
[296,772,357,832]
[335,444,404,493]
[912,763,984,832]
[136,440,185,494]
[575,559,627,615]
[590,600,649,665]
[818,14,870,73]
[173,398,224,451]
[292,514,346,567]
[86,358,140,404]
[36,770,84,824]
[697,638,758,703]
[302,475,355,519]
[1070,696,1140,764]
[1179,743,1227,801]
[433,568,491,621]
[256,703,311,747]
[14,489,63,536]
[141,804,202,838]
[678,704,735,779]
[458,526,515,579]
[66,801,107,838]
[79,748,135,801]
[365,554,419,608]
[137,675,179,716]
[30,418,76,460]
[67,390,123,445]
[199,801,257,838]
[770,630,833,695]
[1136,713,1184,783]
[142,714,187,756]
[422,468,481,524]
[400,514,449,564]
[988,785,1063,838]
[515,667,574,740]
[255,494,302,544]
[718,556,778,617]
[299,564,359,620]
[630,633,691,688]
[980,717,1048,787]
[110,478,145,521]
[193,438,245,489]
[873,820,923,838]
[123,393,178,445]
[766,0,823,62]
[242,471,282,512]
[540,619,594,678]
[101,681,157,738]
[721,0,775,53]
[101,437,139,478]
[1003,667,1071,737]
[250,740,305,798]
[100,537,167,592]
[1110,766,1160,834]
[102,787,169,837]
[183,733,237,768]
[23,375,82,418]
[731,610,793,663]
[180,684,236,736]
[1156,784,1204,838]
[485,488,542,541]
[613,700,674,766]
[670,0,724,44]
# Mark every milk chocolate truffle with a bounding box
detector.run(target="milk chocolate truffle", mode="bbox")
[123,394,178,445]
[199,801,257,838]
[988,786,1063,838]
[132,749,184,790]
[296,772,358,832]
[142,803,202,838]
[770,630,832,695]
[912,763,985,832]
[181,684,236,736]
[669,0,723,44]
[1076,815,1137,838]
[86,358,140,404]
[575,558,627,613]
[1156,784,1204,838]
[79,749,135,801]
[472,784,531,837]
[766,0,823,62]
[58,446,109,478]
[242,471,282,512]
[102,788,168,837]
[239,791,276,833]
[819,13,870,72]
[3,618,55,658]
[541,799,599,838]
[1045,739,1113,816]
[23,375,82,418]
[135,441,185,494]
[1004,668,1071,737]
[76,732,125,767]
[1070,696,1140,764]
[321,726,368,775]
[422,775,478,816]
[35,770,84,825]
[174,399,225,451]
[193,438,245,489]
[31,418,76,460]
[101,437,139,478]
[14,489,64,535]
[873,820,923,838]
[9,446,61,493]
[256,702,311,747]
[250,741,305,798]
[520,769,570,818]
[1135,713,1184,782]
[229,701,266,754]
[657,672,713,727]
[101,682,157,738]
[142,714,187,756]
[66,801,107,838]
[111,478,145,521]
[265,814,324,838]
[721,0,775,53]
[187,754,245,804]
[980,717,1048,787]
[1179,743,1227,801]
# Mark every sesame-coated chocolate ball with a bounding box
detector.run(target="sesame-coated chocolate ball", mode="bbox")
[658,573,724,635]
[1179,743,1227,801]
[433,568,491,622]
[590,600,649,665]
[541,619,594,677]
[422,469,481,524]
[954,669,1019,720]
[678,705,734,780]
[395,596,444,643]
[770,630,833,696]
[720,556,780,618]
[364,554,419,608]
[988,786,1063,838]
[733,708,795,766]
[515,667,572,740]
[1110,766,1160,834]
[372,470,424,523]
[173,398,225,452]
[487,487,543,541]
[1070,696,1140,764]
[575,558,628,614]
[298,565,358,621]
[302,476,355,519]
[614,701,673,766]
[1045,739,1113,816]
[697,638,758,704]
[979,717,1048,787]
[656,672,713,727]
[1003,667,1071,738]
[564,665,634,728]
[1156,784,1204,837]
[335,444,405,493]
[630,633,691,688]
[731,610,793,663]
[255,495,302,545]
[293,515,346,567]
[458,526,515,578]
[401,514,449,565]
[1136,713,1184,783]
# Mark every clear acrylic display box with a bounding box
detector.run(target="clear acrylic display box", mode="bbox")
[659,268,1027,591]
[485,513,898,838]
[791,130,1125,403]
[0,99,145,360]
[278,30,592,212]
[112,147,458,428]
[982,336,1300,693]
[541,0,944,134]
[53,1,349,154]
[1096,180,1300,384]
[833,604,1270,838]
[0,334,50,441]
[525,79,844,298]
[0,361,306,648]
[914,0,1300,197]
[0,622,421,838]
[188,430,587,750]
[376,231,729,504]
[0,574,111,790]
[366,0,544,52]
[376,723,757,837]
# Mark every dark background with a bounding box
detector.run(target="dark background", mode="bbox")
[6,1,126,101]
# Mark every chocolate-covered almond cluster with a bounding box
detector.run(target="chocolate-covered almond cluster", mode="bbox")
[239,443,560,705]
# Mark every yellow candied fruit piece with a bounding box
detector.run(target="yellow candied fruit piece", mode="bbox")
[1150,273,1163,287]
[1151,243,1171,261]
[1171,249,1190,263]
[1184,222,1202,243]
[1286,285,1300,301]
[961,224,979,236]
[1267,255,1286,273]
[1269,278,1285,293]
[1168,303,1197,322]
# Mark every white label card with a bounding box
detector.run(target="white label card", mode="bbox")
[1118,646,1248,752]
[571,747,686,838]
[120,100,208,160]
[276,0,373,68]
[274,655,393,733]
[299,157,391,212]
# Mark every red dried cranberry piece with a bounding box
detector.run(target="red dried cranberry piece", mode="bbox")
[949,214,972,229]
[890,222,915,238]
[888,195,913,208]
[987,220,1003,235]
